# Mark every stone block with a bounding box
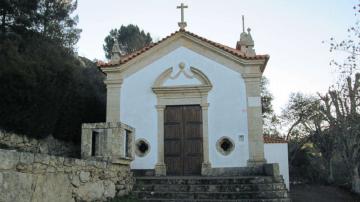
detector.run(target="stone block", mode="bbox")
[103,180,116,198]
[0,150,19,170]
[32,163,48,174]
[34,153,50,164]
[31,174,73,202]
[79,171,90,183]
[264,163,280,177]
[63,158,75,166]
[75,181,105,201]
[19,152,34,164]
[71,175,80,187]
[0,171,35,202]
[74,159,86,167]
[46,166,56,173]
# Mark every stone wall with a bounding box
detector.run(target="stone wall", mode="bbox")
[0,149,134,202]
[0,130,79,157]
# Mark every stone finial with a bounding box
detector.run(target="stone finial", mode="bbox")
[236,15,256,57]
[110,38,125,64]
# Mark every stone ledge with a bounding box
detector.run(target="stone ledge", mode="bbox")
[81,122,135,131]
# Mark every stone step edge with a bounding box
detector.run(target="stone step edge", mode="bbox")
[139,199,291,202]
[133,190,289,194]
[134,183,286,187]
[135,176,276,180]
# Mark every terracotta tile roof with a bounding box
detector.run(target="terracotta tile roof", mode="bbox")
[98,29,269,68]
[263,136,288,144]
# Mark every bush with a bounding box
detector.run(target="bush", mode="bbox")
[0,32,105,143]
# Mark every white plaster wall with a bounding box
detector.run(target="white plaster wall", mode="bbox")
[264,143,290,190]
[120,47,249,169]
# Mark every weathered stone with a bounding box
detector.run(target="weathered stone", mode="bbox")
[79,171,90,183]
[0,132,78,158]
[264,163,280,177]
[0,149,134,202]
[31,174,73,202]
[103,180,116,198]
[76,181,105,201]
[34,153,50,164]
[32,163,48,174]
[0,150,19,170]
[0,171,34,202]
[16,163,27,172]
[116,184,125,190]
[19,152,34,164]
[75,159,86,167]
[46,166,56,173]
[71,175,80,187]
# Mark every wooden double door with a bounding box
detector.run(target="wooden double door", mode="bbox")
[164,105,203,175]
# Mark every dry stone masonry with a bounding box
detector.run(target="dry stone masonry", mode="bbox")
[0,149,134,202]
[0,130,79,157]
[0,122,136,202]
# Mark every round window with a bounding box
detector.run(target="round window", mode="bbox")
[135,139,150,157]
[216,137,235,156]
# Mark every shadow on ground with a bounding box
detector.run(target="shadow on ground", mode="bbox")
[290,184,360,202]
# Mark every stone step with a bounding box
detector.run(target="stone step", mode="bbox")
[134,183,286,192]
[138,199,291,202]
[135,176,284,185]
[133,190,289,200]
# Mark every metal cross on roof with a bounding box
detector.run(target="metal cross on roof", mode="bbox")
[177,3,188,29]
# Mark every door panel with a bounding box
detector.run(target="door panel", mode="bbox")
[164,105,203,176]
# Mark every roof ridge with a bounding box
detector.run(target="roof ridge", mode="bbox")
[99,29,269,68]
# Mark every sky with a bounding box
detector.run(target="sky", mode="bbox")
[75,0,357,113]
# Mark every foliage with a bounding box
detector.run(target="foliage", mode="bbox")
[0,0,81,50]
[103,24,152,59]
[289,142,327,183]
[287,1,360,189]
[321,0,360,191]
[0,0,105,143]
[0,33,106,143]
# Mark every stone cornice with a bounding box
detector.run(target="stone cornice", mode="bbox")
[152,85,212,96]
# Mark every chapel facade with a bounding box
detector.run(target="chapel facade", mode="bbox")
[98,8,288,185]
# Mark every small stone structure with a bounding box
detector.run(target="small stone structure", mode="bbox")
[81,122,135,162]
[0,122,136,202]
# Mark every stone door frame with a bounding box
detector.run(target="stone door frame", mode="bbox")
[152,66,212,176]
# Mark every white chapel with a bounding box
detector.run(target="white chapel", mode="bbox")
[98,3,289,188]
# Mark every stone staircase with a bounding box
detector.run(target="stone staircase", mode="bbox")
[133,176,290,202]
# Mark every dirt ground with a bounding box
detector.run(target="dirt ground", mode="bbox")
[290,184,360,202]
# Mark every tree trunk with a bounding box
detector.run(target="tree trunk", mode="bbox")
[352,165,360,194]
[328,157,334,183]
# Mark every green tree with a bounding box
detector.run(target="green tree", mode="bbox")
[0,0,38,34]
[0,0,104,144]
[103,24,152,59]
[0,0,81,50]
[36,0,81,49]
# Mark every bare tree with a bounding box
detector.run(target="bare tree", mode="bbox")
[319,73,360,192]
